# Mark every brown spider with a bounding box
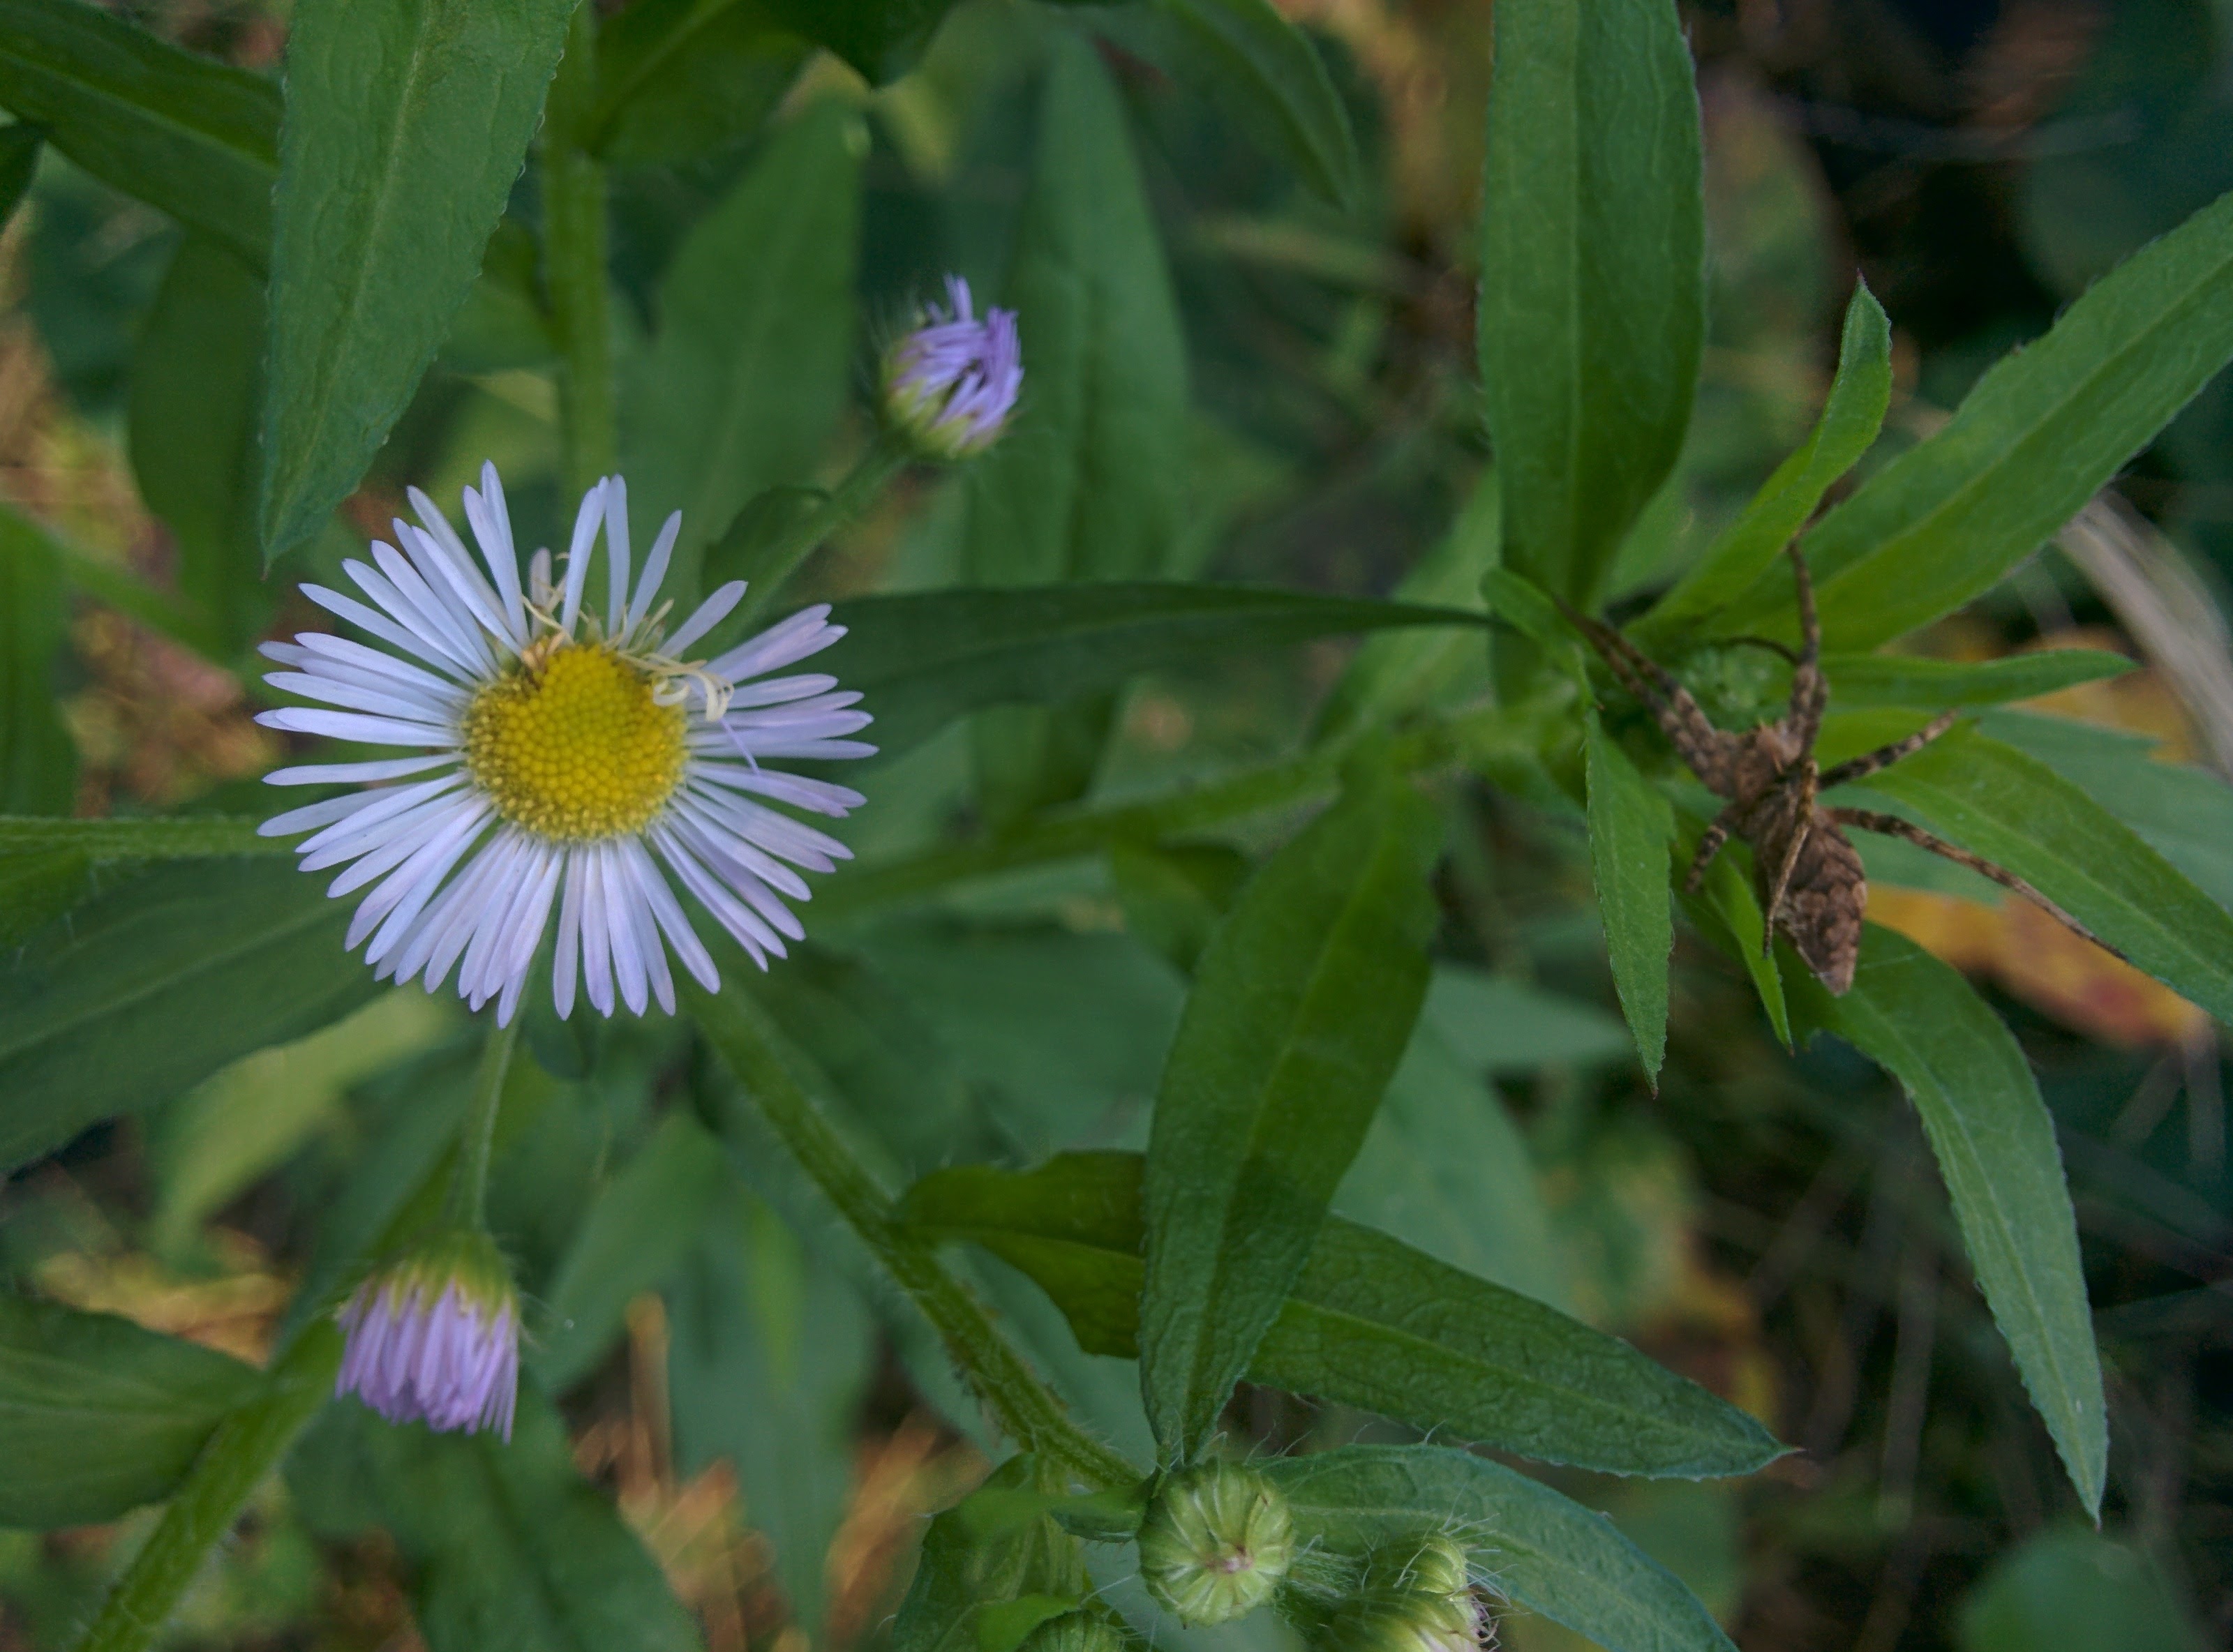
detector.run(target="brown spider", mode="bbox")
[1557,545,2118,994]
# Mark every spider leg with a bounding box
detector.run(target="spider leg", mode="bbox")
[1818,709,1959,790]
[1830,807,2133,965]
[1783,541,1828,751]
[1759,795,1816,956]
[1682,805,1740,894]
[1552,595,1742,792]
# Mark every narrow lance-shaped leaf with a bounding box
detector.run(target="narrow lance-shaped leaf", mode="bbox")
[1585,712,1675,1083]
[1479,0,1704,604]
[906,1152,1787,1480]
[1266,1446,1737,1652]
[969,33,1190,820]
[1821,648,2133,712]
[289,1390,703,1652]
[1725,183,2233,649]
[531,1111,730,1393]
[1139,765,1442,1462]
[0,1294,262,1529]
[628,98,862,601]
[0,859,382,1176]
[816,583,1497,763]
[1084,0,1361,209]
[1827,714,2233,1024]
[130,235,269,653]
[259,0,576,562]
[0,498,74,814]
[1788,925,2106,1517]
[0,121,38,234]
[1641,280,1890,639]
[0,0,277,265]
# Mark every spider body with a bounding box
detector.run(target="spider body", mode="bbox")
[1559,545,2116,995]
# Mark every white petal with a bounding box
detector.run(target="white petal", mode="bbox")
[331,795,483,899]
[263,671,454,725]
[302,584,476,680]
[655,827,779,965]
[629,511,685,630]
[602,476,632,633]
[687,763,862,816]
[553,853,586,1019]
[264,754,458,787]
[669,795,812,901]
[663,580,745,659]
[560,480,605,637]
[354,804,492,956]
[601,842,650,1016]
[262,789,392,839]
[293,631,466,700]
[622,837,718,993]
[706,604,843,683]
[297,773,468,857]
[257,707,460,747]
[399,520,516,652]
[464,464,530,640]
[669,813,806,938]
[579,847,615,1016]
[689,783,850,870]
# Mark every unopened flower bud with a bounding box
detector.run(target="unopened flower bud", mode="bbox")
[1137,1462,1295,1625]
[1319,1537,1487,1652]
[336,1228,520,1439]
[880,274,1022,460]
[1017,1610,1134,1652]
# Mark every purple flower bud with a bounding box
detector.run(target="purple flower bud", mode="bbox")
[881,275,1022,460]
[336,1229,520,1439]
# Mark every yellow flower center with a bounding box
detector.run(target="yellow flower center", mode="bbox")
[462,643,687,841]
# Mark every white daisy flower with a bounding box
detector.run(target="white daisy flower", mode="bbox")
[257,464,874,1026]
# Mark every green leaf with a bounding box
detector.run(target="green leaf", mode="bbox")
[1736,183,2233,649]
[1337,1014,1574,1312]
[129,234,269,654]
[0,814,271,857]
[1822,647,2134,711]
[1789,925,2105,1517]
[0,848,94,947]
[1830,715,2233,1023]
[1641,282,1890,638]
[1139,766,1442,1461]
[625,99,861,601]
[666,1180,876,1631]
[1315,470,1500,742]
[1082,0,1361,209]
[0,1293,261,1528]
[1671,809,1791,1048]
[1107,840,1251,975]
[0,120,39,234]
[0,502,218,657]
[1477,0,1703,605]
[889,1457,1089,1652]
[289,1388,702,1652]
[1960,1528,2208,1652]
[967,33,1190,820]
[531,1111,730,1392]
[590,0,809,165]
[1265,1445,1736,1652]
[820,583,1496,764]
[0,496,75,814]
[257,0,575,563]
[1980,709,2233,915]
[1585,712,1675,1083]
[0,859,382,1175]
[0,0,278,266]
[907,1152,1781,1479]
[759,0,966,84]
[1418,963,1634,1075]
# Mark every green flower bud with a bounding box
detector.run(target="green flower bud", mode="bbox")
[1137,1462,1295,1625]
[1017,1610,1133,1652]
[1317,1537,1485,1652]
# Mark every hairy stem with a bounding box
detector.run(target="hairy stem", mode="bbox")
[731,435,911,626]
[689,985,1136,1489]
[449,1015,522,1230]
[69,1323,342,1652]
[544,8,614,497]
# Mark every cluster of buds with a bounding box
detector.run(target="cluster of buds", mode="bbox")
[335,1228,521,1439]
[879,274,1023,461]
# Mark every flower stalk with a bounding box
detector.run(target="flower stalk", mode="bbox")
[689,984,1135,1491]
[731,434,911,627]
[543,7,614,496]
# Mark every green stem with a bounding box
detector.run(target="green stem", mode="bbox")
[70,1323,343,1652]
[450,1016,521,1231]
[731,435,911,625]
[543,6,614,497]
[691,986,1135,1490]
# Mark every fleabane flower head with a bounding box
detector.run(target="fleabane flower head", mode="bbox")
[336,1229,520,1439]
[879,274,1022,460]
[257,465,875,1025]
[1320,1537,1489,1652]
